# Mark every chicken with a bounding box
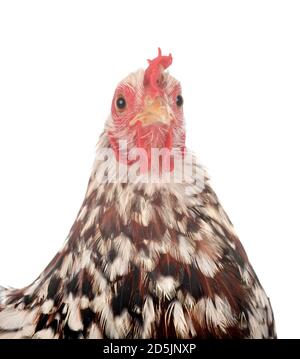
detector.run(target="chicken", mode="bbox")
[0,49,276,339]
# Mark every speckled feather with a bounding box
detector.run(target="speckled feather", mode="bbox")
[0,134,276,338]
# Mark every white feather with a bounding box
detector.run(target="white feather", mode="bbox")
[172,301,189,338]
[33,328,56,339]
[0,308,38,330]
[87,323,102,339]
[67,296,83,331]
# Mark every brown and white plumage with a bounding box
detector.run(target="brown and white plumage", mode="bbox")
[0,50,276,339]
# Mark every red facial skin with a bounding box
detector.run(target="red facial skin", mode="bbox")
[108,50,185,172]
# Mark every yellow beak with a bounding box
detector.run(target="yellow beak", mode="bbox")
[129,96,172,127]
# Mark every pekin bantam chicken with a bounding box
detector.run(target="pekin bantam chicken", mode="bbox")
[0,49,276,339]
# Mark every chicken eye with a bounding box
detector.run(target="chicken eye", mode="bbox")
[116,96,127,111]
[176,94,184,107]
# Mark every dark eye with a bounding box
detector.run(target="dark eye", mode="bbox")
[116,96,126,111]
[176,94,184,107]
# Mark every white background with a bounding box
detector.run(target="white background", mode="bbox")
[0,1,299,338]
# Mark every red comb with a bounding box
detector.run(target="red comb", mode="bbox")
[144,48,173,96]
